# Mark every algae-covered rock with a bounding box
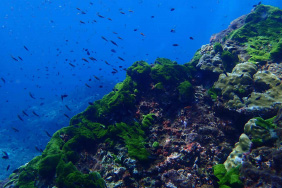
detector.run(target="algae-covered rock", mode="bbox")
[244,116,277,146]
[228,5,282,63]
[214,62,257,101]
[224,133,252,171]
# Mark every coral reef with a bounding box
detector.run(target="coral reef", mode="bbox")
[3,4,282,188]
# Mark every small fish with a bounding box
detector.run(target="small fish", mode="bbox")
[101,36,108,41]
[6,165,10,171]
[61,94,68,101]
[69,63,76,67]
[170,8,175,11]
[18,56,23,61]
[128,10,134,12]
[134,28,138,31]
[11,127,19,132]
[89,57,97,61]
[86,51,90,55]
[107,18,112,21]
[81,11,86,14]
[82,58,89,63]
[172,44,179,46]
[44,130,52,137]
[88,102,94,105]
[64,114,70,119]
[29,92,36,99]
[85,83,91,88]
[32,111,39,117]
[189,37,194,40]
[35,146,42,152]
[239,74,244,78]
[99,85,103,88]
[118,57,125,61]
[2,151,9,159]
[140,32,145,36]
[65,105,71,111]
[120,11,125,14]
[170,29,176,33]
[24,46,29,51]
[17,115,24,121]
[275,82,280,86]
[117,36,123,40]
[22,110,29,116]
[113,32,118,34]
[110,40,118,46]
[11,55,18,61]
[94,75,100,80]
[97,13,104,18]
[1,77,5,83]
[80,20,85,24]
[105,61,110,65]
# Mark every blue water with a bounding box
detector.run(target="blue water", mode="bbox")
[1,0,282,180]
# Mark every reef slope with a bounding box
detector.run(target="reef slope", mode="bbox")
[2,4,282,188]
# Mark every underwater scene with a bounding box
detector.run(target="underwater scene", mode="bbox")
[1,0,282,187]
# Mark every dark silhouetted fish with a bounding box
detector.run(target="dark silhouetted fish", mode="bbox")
[32,111,39,117]
[82,58,89,63]
[101,36,108,41]
[110,40,118,46]
[6,165,10,171]
[118,57,125,61]
[24,46,29,51]
[64,114,70,119]
[1,77,5,83]
[17,115,24,121]
[172,44,179,46]
[85,83,91,88]
[29,92,36,99]
[189,36,194,40]
[97,13,104,18]
[89,57,97,61]
[11,55,18,61]
[22,110,29,116]
[69,63,76,67]
[94,75,100,80]
[2,151,9,159]
[61,94,68,101]
[111,49,116,53]
[44,130,52,137]
[18,56,23,61]
[170,8,175,11]
[80,20,85,24]
[11,127,19,132]
[65,105,71,111]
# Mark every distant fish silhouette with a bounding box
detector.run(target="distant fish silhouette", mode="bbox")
[64,114,70,119]
[29,92,36,99]
[61,94,68,101]
[2,151,9,159]
[24,46,29,51]
[17,115,24,121]
[32,111,39,117]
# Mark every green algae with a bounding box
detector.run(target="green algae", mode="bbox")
[142,114,156,129]
[213,164,243,188]
[221,50,238,72]
[228,5,282,63]
[107,122,150,161]
[14,58,198,187]
[177,81,193,102]
[214,42,223,53]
